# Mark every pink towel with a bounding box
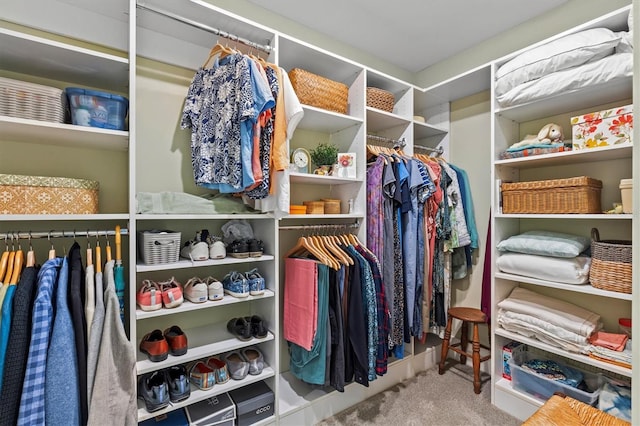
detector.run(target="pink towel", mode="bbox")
[283,257,318,350]
[588,331,629,352]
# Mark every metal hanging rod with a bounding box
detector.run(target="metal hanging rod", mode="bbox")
[279,221,360,231]
[136,2,274,54]
[366,134,406,148]
[413,144,444,156]
[0,229,129,241]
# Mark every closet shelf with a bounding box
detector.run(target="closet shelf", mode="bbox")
[366,108,410,132]
[137,367,276,421]
[289,172,362,185]
[495,328,632,378]
[136,289,275,320]
[495,144,632,169]
[135,255,275,273]
[281,213,364,220]
[414,120,447,139]
[0,116,129,151]
[495,272,632,301]
[297,105,363,133]
[136,323,275,374]
[135,213,274,220]
[0,27,129,92]
[494,213,631,220]
[495,76,632,122]
[0,213,130,221]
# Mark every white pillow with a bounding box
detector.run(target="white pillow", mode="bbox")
[497,230,590,258]
[495,27,620,96]
[496,252,591,285]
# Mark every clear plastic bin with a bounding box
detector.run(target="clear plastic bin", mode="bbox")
[508,351,603,406]
[65,87,128,130]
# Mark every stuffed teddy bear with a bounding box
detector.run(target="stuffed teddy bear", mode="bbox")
[509,123,564,149]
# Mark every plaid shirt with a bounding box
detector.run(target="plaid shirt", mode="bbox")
[18,258,62,426]
[356,246,389,376]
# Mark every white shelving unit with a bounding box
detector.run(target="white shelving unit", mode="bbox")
[490,5,634,422]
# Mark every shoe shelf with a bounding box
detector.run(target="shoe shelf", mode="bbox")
[495,328,632,378]
[136,289,276,320]
[137,366,276,421]
[136,254,275,273]
[137,322,275,375]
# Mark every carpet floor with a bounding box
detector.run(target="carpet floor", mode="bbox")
[316,363,521,426]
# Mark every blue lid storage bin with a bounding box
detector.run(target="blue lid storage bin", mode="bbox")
[509,351,603,406]
[65,87,128,130]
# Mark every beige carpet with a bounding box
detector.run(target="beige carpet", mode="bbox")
[316,363,521,426]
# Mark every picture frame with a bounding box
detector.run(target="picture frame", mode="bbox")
[335,152,356,179]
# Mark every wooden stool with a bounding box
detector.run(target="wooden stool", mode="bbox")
[438,307,491,394]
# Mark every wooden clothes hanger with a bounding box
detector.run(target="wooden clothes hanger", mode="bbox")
[48,232,56,260]
[26,233,36,268]
[9,241,24,284]
[202,41,236,68]
[323,234,353,266]
[3,236,16,284]
[309,234,339,270]
[0,236,9,283]
[283,235,333,268]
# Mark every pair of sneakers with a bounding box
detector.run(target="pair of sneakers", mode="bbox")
[137,278,184,311]
[222,269,265,298]
[180,229,226,261]
[228,238,264,258]
[184,276,223,303]
[138,365,190,412]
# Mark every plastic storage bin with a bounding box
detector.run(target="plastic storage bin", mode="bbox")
[509,351,603,406]
[65,87,128,130]
[619,179,632,214]
[138,230,181,265]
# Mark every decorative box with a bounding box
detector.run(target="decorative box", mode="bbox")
[0,174,99,214]
[571,104,633,149]
[140,408,189,426]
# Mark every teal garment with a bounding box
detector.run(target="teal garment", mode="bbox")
[289,264,329,385]
[0,284,17,391]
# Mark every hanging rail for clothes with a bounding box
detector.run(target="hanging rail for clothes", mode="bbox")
[136,2,274,54]
[413,144,444,156]
[279,221,360,231]
[366,134,406,149]
[0,229,129,241]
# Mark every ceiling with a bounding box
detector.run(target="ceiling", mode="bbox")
[247,0,569,73]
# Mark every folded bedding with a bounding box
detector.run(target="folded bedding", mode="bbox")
[496,52,633,108]
[497,287,601,337]
[496,252,591,285]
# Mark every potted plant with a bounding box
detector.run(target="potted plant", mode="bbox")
[310,142,339,175]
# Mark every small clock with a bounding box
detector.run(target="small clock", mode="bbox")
[291,147,311,173]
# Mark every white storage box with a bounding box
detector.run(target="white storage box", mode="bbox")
[509,352,603,406]
[619,178,632,214]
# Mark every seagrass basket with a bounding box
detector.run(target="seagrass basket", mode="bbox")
[366,87,394,112]
[303,200,325,214]
[501,176,602,214]
[288,68,348,114]
[321,198,341,214]
[589,228,632,294]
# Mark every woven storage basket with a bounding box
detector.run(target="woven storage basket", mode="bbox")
[589,228,632,293]
[322,198,341,214]
[0,76,65,123]
[0,174,98,214]
[138,230,181,265]
[501,176,602,214]
[366,87,394,112]
[288,68,348,114]
[303,200,325,214]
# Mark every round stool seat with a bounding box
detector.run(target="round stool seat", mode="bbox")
[448,307,486,324]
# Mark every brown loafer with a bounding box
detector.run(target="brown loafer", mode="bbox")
[164,325,188,356]
[140,329,169,362]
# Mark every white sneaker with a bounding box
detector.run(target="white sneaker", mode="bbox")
[208,236,227,259]
[184,277,208,303]
[204,276,224,301]
[180,240,209,261]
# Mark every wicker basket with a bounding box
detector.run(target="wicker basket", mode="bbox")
[288,68,348,114]
[366,87,394,112]
[589,228,632,293]
[0,76,65,123]
[0,174,98,214]
[303,200,325,214]
[138,230,181,265]
[501,176,602,214]
[322,198,341,214]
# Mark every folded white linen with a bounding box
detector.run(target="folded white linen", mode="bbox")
[498,287,601,337]
[497,308,594,353]
[496,252,591,284]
